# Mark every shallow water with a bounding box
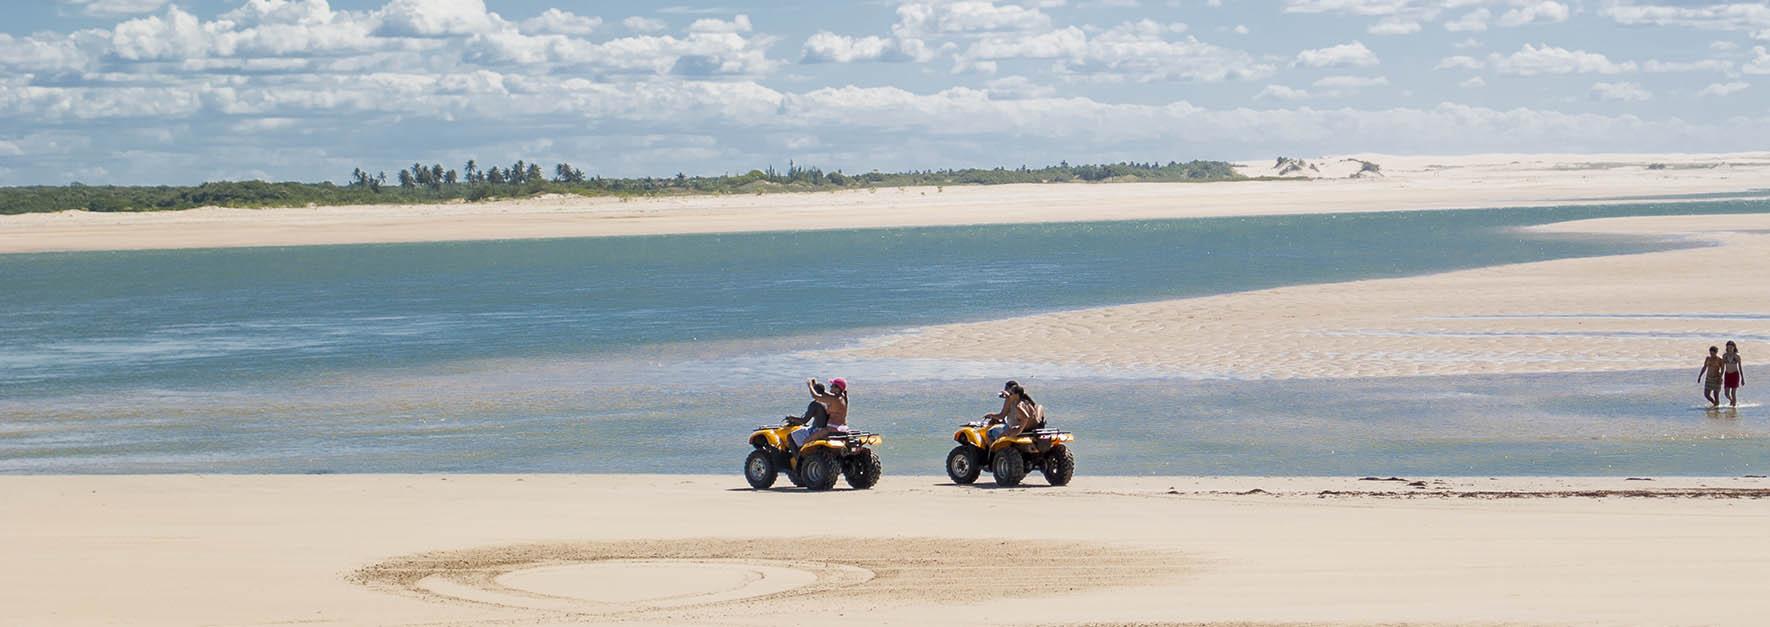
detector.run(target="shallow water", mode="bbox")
[2,199,1768,475]
[2,367,1764,475]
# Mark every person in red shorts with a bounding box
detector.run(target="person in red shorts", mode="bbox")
[1722,341,1745,408]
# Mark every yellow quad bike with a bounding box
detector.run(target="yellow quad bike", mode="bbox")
[946,420,1074,487]
[745,418,884,491]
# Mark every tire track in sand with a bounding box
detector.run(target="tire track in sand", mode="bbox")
[352,536,1186,622]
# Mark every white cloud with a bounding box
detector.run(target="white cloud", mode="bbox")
[959,20,1270,82]
[1294,41,1380,68]
[1749,46,1770,74]
[1281,0,1415,17]
[374,0,507,38]
[1444,8,1490,32]
[1061,21,1270,82]
[10,0,1770,186]
[964,26,1087,60]
[1698,81,1749,96]
[1233,24,1250,34]
[1368,18,1422,35]
[802,32,935,63]
[1435,55,1483,70]
[1497,1,1569,27]
[1603,3,1770,41]
[0,31,103,72]
[1313,74,1390,88]
[110,6,212,60]
[894,1,1053,37]
[59,0,168,17]
[1454,37,1482,49]
[520,9,600,36]
[1256,84,1311,100]
[1491,44,1637,76]
[1642,59,1733,73]
[688,15,752,34]
[624,16,667,33]
[984,75,1056,98]
[1590,81,1651,102]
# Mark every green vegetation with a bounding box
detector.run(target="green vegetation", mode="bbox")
[0,159,1242,215]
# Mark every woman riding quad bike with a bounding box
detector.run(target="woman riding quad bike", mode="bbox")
[946,381,1075,487]
[744,378,883,490]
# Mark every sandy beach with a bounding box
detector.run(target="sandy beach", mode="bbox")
[4,474,1768,626]
[3,152,1769,254]
[833,212,1770,380]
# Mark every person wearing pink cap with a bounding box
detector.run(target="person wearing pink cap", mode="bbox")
[795,377,850,450]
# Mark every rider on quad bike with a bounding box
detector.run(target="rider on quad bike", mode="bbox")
[947,380,1075,487]
[744,378,883,491]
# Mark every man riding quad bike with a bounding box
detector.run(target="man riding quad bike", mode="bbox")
[945,381,1075,487]
[744,378,883,491]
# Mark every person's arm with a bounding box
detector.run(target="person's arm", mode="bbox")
[984,395,1014,422]
[1699,363,1709,382]
[1740,359,1746,386]
[806,379,837,403]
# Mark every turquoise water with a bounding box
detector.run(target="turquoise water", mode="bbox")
[3,200,1769,474]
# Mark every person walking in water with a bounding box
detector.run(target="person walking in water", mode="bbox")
[1699,346,1725,407]
[1722,341,1745,407]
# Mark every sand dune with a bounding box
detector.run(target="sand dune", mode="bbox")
[836,212,1770,379]
[3,152,1769,253]
[4,474,1768,626]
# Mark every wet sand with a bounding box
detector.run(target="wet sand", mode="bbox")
[4,474,1768,626]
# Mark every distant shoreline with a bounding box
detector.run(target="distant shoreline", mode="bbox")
[3,152,1769,254]
[0,159,1242,216]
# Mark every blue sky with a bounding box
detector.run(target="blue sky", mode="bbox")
[1,0,1766,184]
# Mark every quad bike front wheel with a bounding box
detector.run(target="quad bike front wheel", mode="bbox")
[992,447,1027,487]
[843,449,883,489]
[946,445,981,484]
[1040,445,1075,486]
[800,450,841,491]
[744,449,777,489]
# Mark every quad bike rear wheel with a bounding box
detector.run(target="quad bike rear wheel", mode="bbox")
[744,449,777,489]
[800,450,841,491]
[843,449,883,489]
[1040,445,1075,486]
[945,445,981,484]
[992,447,1027,487]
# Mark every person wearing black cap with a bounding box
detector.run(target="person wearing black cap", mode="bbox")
[982,380,1042,442]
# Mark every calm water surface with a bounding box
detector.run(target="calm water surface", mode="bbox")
[3,199,1768,474]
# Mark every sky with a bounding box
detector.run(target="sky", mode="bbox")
[0,0,1767,184]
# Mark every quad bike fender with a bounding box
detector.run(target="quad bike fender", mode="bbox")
[798,439,849,453]
[988,436,1035,452]
[954,427,986,449]
[746,426,803,449]
[748,431,777,450]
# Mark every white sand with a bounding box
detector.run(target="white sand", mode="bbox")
[836,212,1770,379]
[3,152,1768,253]
[3,474,1768,626]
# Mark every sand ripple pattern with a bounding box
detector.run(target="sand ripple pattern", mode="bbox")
[353,537,1184,622]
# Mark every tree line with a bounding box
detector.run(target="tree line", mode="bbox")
[0,159,1243,215]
